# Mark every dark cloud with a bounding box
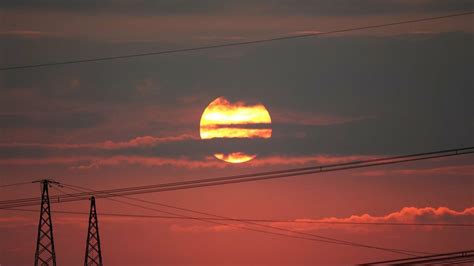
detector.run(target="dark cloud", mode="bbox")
[1,32,472,157]
[0,111,105,129]
[1,0,472,16]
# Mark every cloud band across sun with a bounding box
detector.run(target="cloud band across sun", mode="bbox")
[200,97,272,163]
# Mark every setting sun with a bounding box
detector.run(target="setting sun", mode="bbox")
[200,97,272,163]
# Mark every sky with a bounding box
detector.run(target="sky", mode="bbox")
[0,1,473,265]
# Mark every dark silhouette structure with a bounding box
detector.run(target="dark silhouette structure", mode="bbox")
[85,196,103,266]
[34,179,58,266]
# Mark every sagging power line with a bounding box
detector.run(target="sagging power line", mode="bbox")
[3,146,471,263]
[56,183,426,256]
[0,146,472,209]
[23,178,426,262]
[0,181,33,188]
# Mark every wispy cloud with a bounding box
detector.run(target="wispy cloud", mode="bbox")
[360,165,474,177]
[0,153,375,169]
[288,30,323,35]
[71,154,376,170]
[170,224,241,233]
[169,206,474,234]
[101,135,198,149]
[0,216,33,227]
[269,206,474,232]
[0,30,56,39]
[273,110,368,126]
[0,134,198,150]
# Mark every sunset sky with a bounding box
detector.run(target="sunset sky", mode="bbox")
[0,1,473,265]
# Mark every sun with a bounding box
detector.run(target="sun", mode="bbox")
[200,97,272,163]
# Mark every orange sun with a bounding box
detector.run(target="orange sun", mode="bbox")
[200,97,272,163]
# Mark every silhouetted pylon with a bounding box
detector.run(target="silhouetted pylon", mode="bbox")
[85,196,103,266]
[34,179,58,266]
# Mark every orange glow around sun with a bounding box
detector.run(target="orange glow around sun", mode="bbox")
[200,97,272,163]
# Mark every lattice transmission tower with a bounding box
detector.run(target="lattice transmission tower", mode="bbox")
[84,196,103,266]
[34,179,58,266]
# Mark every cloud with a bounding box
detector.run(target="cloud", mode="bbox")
[0,216,33,227]
[0,30,54,39]
[1,1,472,16]
[0,213,85,228]
[4,206,472,232]
[0,134,198,149]
[170,224,240,233]
[289,30,323,35]
[0,131,373,161]
[200,97,272,140]
[70,154,375,170]
[169,206,474,234]
[0,152,375,169]
[135,78,160,96]
[0,33,472,160]
[273,110,368,126]
[0,111,105,129]
[270,206,474,232]
[2,8,472,48]
[71,155,223,170]
[1,130,471,171]
[360,165,474,177]
[396,165,474,176]
[244,154,374,167]
[101,135,198,149]
[0,156,98,166]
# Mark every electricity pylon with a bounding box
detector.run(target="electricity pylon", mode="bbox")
[34,179,58,266]
[85,196,103,266]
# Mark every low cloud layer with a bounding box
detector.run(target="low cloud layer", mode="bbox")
[170,206,474,233]
[0,153,374,169]
[360,165,474,177]
[1,131,472,170]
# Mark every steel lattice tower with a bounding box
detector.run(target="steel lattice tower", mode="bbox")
[34,179,57,266]
[85,196,103,266]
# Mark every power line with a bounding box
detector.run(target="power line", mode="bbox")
[0,147,472,209]
[362,250,474,265]
[0,181,33,188]
[60,147,474,200]
[1,11,473,72]
[61,147,474,195]
[63,148,474,200]
[1,147,469,256]
[57,184,427,256]
[13,147,469,258]
[50,186,419,256]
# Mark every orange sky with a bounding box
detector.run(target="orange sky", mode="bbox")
[0,1,473,265]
